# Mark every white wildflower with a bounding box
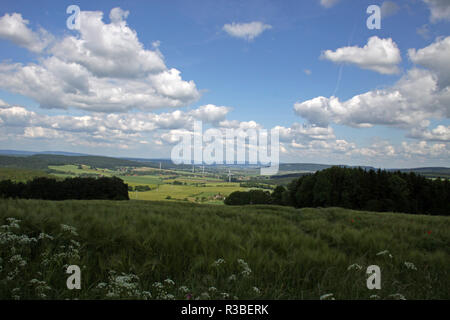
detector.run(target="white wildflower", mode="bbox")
[212,258,226,267]
[389,293,406,300]
[404,262,417,271]
[347,263,363,271]
[320,293,335,300]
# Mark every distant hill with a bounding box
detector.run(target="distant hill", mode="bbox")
[0,150,448,178]
[0,154,151,170]
[0,150,90,156]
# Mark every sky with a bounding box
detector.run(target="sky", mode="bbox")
[0,0,449,168]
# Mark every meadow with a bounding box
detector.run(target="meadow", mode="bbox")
[1,198,448,300]
[48,165,249,204]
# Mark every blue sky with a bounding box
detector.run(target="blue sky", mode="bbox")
[0,0,449,168]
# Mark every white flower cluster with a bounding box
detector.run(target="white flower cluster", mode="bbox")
[404,261,417,271]
[29,278,52,299]
[347,263,363,271]
[60,224,79,236]
[376,250,393,258]
[98,271,152,299]
[212,258,226,267]
[0,218,85,299]
[320,293,335,300]
[388,293,406,300]
[237,259,252,277]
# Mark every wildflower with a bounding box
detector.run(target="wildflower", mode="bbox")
[164,278,175,286]
[404,262,417,271]
[38,233,54,241]
[208,286,217,292]
[186,293,192,300]
[221,292,230,299]
[347,263,363,271]
[212,258,225,267]
[228,274,237,281]
[388,293,406,300]
[237,259,252,277]
[376,250,393,258]
[60,224,78,236]
[253,287,261,295]
[178,286,189,293]
[200,292,211,299]
[320,293,335,300]
[152,282,164,289]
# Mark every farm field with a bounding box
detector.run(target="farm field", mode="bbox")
[47,164,251,204]
[0,199,448,300]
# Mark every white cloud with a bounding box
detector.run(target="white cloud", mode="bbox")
[274,124,335,142]
[321,36,401,74]
[401,140,449,158]
[294,68,449,128]
[188,104,230,123]
[0,13,52,52]
[423,0,450,22]
[381,1,400,18]
[0,104,231,136]
[0,9,200,112]
[296,36,450,130]
[320,0,340,8]
[23,126,66,139]
[223,21,272,41]
[408,36,450,88]
[408,125,450,142]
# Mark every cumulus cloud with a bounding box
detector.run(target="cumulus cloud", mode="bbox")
[408,36,450,88]
[321,36,401,74]
[297,37,450,130]
[0,9,200,112]
[408,125,450,142]
[401,140,449,158]
[294,68,449,128]
[223,21,272,41]
[0,13,52,52]
[319,0,340,8]
[423,0,450,22]
[0,104,231,134]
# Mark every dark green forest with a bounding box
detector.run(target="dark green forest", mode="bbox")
[226,167,450,216]
[0,176,129,200]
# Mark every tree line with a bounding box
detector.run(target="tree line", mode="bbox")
[225,166,450,216]
[0,176,129,200]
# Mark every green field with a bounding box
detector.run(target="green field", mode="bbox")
[1,199,448,300]
[47,164,248,204]
[0,168,54,182]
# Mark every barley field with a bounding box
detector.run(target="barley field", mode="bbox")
[0,199,448,300]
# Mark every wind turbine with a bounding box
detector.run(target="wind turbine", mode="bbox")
[227,169,233,183]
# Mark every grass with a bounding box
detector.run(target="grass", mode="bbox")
[129,183,248,203]
[0,168,54,182]
[0,199,448,300]
[47,165,245,203]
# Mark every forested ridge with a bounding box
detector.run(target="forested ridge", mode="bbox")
[0,176,129,200]
[226,167,450,216]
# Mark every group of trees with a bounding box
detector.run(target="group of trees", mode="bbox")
[0,176,129,200]
[224,189,274,205]
[225,167,450,216]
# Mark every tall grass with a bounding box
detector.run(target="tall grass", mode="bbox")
[0,199,448,299]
